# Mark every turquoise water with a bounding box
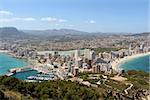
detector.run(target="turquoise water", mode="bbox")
[0,53,28,75]
[0,53,38,80]
[120,54,150,73]
[12,70,38,80]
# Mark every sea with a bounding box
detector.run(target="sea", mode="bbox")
[120,54,150,73]
[0,53,38,80]
[0,53,149,80]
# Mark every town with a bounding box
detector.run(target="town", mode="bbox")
[0,27,150,99]
[0,0,149,99]
[0,30,149,80]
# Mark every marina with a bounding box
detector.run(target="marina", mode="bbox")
[27,73,57,81]
[5,66,34,76]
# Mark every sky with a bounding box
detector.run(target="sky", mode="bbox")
[0,0,149,32]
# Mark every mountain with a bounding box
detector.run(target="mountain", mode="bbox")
[23,29,89,36]
[0,27,93,41]
[125,32,150,37]
[23,29,95,41]
[1,27,148,41]
[0,27,40,40]
[131,32,150,37]
[0,27,24,38]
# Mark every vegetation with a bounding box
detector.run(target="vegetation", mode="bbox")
[105,80,128,92]
[0,70,149,100]
[0,90,5,99]
[93,47,121,54]
[123,70,149,89]
[78,70,149,99]
[0,76,99,100]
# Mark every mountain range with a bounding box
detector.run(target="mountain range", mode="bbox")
[0,27,149,40]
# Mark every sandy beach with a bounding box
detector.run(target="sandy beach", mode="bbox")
[0,50,41,67]
[111,52,150,71]
[0,50,9,53]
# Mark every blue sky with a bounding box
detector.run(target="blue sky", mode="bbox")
[0,0,148,32]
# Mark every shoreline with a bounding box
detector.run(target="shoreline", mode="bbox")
[0,50,34,65]
[0,50,43,71]
[0,51,28,76]
[111,52,150,72]
[0,50,9,53]
[0,50,35,67]
[1,50,150,74]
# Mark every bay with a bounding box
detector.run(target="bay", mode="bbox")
[120,54,150,73]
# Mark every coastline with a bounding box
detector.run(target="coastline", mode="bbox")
[0,51,29,76]
[0,50,51,74]
[0,50,34,65]
[0,50,9,53]
[111,52,150,72]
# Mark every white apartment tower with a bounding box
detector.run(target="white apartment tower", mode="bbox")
[84,49,91,59]
[84,49,95,60]
[75,49,80,60]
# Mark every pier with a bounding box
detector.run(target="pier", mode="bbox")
[5,66,34,76]
[5,72,14,76]
[9,66,34,73]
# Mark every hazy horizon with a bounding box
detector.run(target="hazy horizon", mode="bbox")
[1,26,149,34]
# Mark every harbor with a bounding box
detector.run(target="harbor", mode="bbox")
[5,66,33,76]
[5,66,58,81]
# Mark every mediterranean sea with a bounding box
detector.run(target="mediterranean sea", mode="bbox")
[0,53,38,80]
[0,53,29,75]
[120,54,150,73]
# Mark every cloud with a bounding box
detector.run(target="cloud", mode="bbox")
[41,17,67,23]
[0,10,13,16]
[41,17,57,21]
[67,24,74,27]
[58,19,67,22]
[0,17,36,22]
[55,23,60,26]
[15,17,35,21]
[89,20,96,24]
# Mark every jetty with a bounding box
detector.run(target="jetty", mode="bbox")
[5,72,14,76]
[9,66,33,73]
[5,66,34,76]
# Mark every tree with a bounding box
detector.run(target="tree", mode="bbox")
[0,90,5,99]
